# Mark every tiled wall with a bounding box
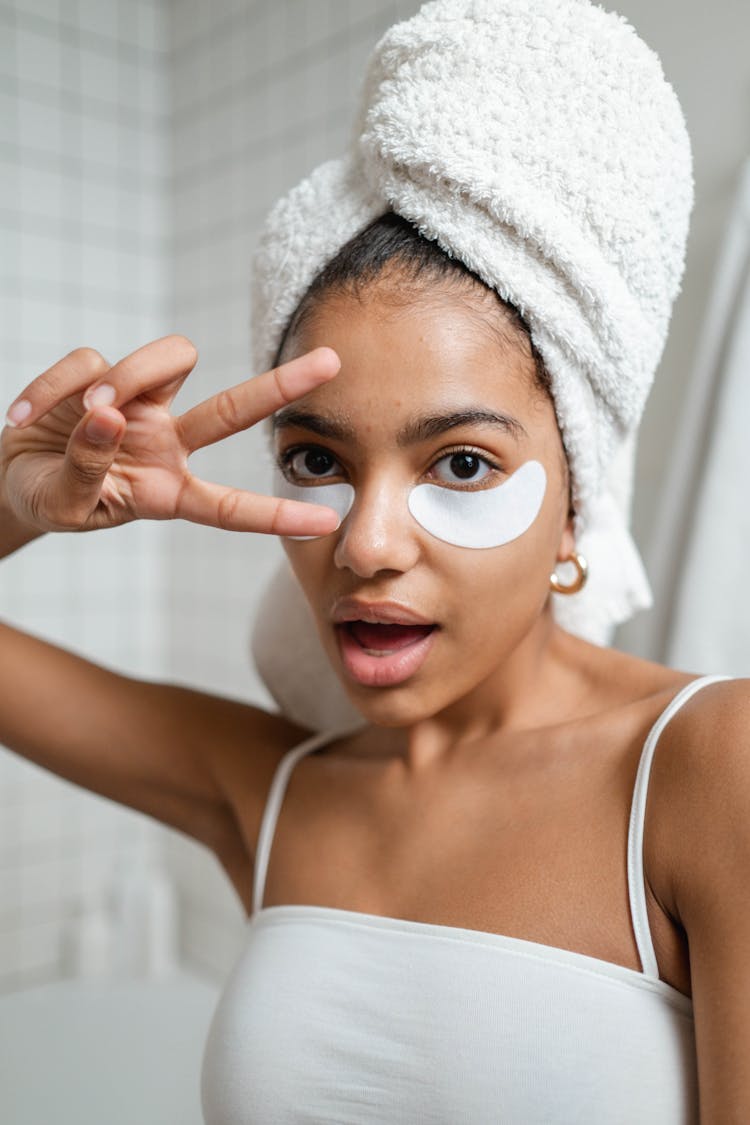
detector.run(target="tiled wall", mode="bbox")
[0,0,171,992]
[163,0,422,980]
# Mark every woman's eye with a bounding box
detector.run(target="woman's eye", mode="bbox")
[281,447,342,481]
[429,451,498,487]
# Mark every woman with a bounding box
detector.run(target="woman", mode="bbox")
[2,1,749,1122]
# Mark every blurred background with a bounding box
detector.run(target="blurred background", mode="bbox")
[0,0,748,1115]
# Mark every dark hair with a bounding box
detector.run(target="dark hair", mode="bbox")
[273,210,554,403]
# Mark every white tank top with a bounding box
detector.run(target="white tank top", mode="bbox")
[201,674,730,1124]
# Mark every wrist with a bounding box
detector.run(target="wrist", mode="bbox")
[0,488,43,557]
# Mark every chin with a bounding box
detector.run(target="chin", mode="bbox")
[335,679,448,730]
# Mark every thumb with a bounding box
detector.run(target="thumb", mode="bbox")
[57,407,126,519]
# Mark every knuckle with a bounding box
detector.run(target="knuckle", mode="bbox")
[69,347,109,377]
[68,453,106,487]
[270,365,293,406]
[168,334,198,367]
[216,488,242,530]
[268,498,288,536]
[214,388,242,431]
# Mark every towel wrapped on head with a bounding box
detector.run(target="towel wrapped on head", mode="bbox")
[249,0,694,731]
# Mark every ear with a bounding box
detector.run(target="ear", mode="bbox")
[555,508,576,563]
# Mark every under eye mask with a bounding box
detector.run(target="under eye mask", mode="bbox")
[272,474,355,541]
[272,459,546,548]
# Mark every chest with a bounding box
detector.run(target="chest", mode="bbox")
[253,733,691,997]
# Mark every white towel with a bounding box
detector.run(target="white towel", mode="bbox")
[249,0,694,728]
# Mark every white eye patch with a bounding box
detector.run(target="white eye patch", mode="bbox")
[272,460,546,549]
[272,470,355,541]
[408,459,547,548]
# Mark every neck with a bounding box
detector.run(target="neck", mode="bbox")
[370,612,597,776]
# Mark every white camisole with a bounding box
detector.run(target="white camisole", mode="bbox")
[201,674,730,1123]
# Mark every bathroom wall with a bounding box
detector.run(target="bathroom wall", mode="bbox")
[0,0,171,991]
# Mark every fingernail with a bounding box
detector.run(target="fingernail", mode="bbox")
[83,383,115,409]
[5,399,32,427]
[85,414,119,443]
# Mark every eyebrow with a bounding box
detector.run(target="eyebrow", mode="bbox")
[271,406,528,445]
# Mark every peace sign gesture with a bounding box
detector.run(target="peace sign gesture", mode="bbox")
[0,335,341,538]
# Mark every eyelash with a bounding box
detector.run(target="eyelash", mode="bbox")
[275,443,505,490]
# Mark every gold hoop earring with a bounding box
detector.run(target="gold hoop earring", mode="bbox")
[550,551,588,595]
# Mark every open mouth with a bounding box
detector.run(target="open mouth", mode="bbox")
[335,621,439,687]
[343,621,437,654]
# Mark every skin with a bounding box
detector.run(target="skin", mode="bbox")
[274,275,645,770]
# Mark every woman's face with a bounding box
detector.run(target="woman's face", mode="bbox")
[272,279,575,729]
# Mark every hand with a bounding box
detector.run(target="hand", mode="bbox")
[1,335,342,537]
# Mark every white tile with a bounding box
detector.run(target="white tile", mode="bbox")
[17,0,62,25]
[0,31,15,84]
[137,59,168,117]
[139,122,168,179]
[81,113,118,169]
[57,37,83,97]
[115,0,142,51]
[79,43,119,107]
[23,796,67,852]
[0,159,21,212]
[16,917,62,972]
[0,929,21,976]
[79,305,121,352]
[19,163,65,222]
[116,52,148,114]
[15,25,62,92]
[138,2,169,54]
[18,232,65,290]
[137,250,166,301]
[113,116,142,172]
[18,94,63,156]
[81,175,118,228]
[0,90,19,146]
[76,0,120,42]
[19,857,70,912]
[0,800,22,860]
[138,188,166,241]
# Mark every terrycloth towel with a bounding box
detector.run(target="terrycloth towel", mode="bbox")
[249,0,694,727]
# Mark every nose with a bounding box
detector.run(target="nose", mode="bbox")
[332,480,421,578]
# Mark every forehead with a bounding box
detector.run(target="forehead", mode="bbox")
[282,284,539,423]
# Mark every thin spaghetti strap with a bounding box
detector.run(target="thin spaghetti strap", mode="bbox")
[626,673,733,979]
[251,728,340,917]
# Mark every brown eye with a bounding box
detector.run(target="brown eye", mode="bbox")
[449,453,481,479]
[283,446,341,481]
[430,450,497,486]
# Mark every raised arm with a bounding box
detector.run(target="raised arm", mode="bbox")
[0,618,311,890]
[0,337,338,880]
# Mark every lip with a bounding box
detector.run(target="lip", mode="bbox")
[335,622,438,688]
[331,598,435,627]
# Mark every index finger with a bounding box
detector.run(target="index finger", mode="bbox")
[175,347,341,454]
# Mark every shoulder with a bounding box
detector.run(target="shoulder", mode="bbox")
[646,677,750,1113]
[648,676,750,906]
